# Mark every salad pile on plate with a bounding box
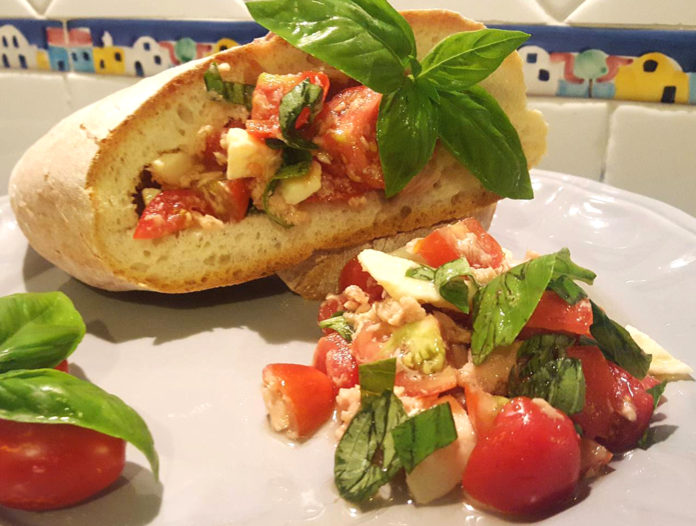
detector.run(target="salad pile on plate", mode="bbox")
[261,218,692,516]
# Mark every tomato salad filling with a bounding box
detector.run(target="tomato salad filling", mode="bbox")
[133,66,386,239]
[261,218,692,515]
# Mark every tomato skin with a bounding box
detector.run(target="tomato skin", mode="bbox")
[395,366,458,397]
[462,397,581,515]
[133,189,213,239]
[313,333,359,391]
[524,291,593,336]
[314,85,384,190]
[262,364,334,439]
[54,359,69,373]
[338,257,384,302]
[247,71,330,140]
[415,218,505,269]
[566,346,654,452]
[463,384,508,437]
[0,420,126,511]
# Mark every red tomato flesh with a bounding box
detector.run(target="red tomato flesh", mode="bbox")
[462,397,581,515]
[313,333,359,391]
[134,189,213,239]
[338,256,384,302]
[415,218,505,269]
[524,291,593,336]
[0,420,126,511]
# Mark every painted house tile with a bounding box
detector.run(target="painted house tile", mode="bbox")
[527,97,609,181]
[0,19,64,72]
[391,0,553,24]
[605,104,696,216]
[46,0,251,20]
[65,19,267,77]
[567,0,696,28]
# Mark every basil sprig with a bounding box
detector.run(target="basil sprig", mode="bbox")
[278,78,323,149]
[0,292,85,373]
[204,62,254,109]
[508,334,586,415]
[588,301,652,379]
[246,0,532,199]
[0,368,159,479]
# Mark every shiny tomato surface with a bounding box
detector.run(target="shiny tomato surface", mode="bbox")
[338,257,384,301]
[313,333,359,391]
[524,291,593,336]
[462,397,581,515]
[0,420,126,511]
[133,189,213,239]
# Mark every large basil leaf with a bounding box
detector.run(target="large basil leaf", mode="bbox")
[391,402,457,473]
[438,87,532,199]
[246,0,409,93]
[359,357,396,399]
[0,292,85,373]
[0,368,159,478]
[278,78,323,150]
[420,29,529,92]
[589,301,652,379]
[377,79,438,197]
[471,254,556,363]
[334,390,407,502]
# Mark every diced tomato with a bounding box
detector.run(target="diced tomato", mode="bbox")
[566,346,654,452]
[261,363,334,440]
[317,294,345,332]
[414,218,505,269]
[246,71,330,140]
[314,85,384,190]
[395,366,458,397]
[351,326,389,364]
[463,384,509,438]
[579,437,613,478]
[313,333,359,391]
[338,257,384,302]
[462,397,581,515]
[524,291,593,336]
[198,179,251,223]
[54,360,69,373]
[133,189,213,239]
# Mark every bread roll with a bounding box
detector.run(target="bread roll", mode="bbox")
[9,10,546,293]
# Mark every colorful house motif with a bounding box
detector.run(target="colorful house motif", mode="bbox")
[92,31,125,75]
[46,26,69,72]
[518,45,564,96]
[552,50,632,99]
[0,24,38,70]
[614,52,689,104]
[68,28,94,73]
[127,36,170,77]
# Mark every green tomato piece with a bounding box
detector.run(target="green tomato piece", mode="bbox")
[385,316,446,375]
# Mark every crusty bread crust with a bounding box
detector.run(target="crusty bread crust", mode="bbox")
[9,10,546,293]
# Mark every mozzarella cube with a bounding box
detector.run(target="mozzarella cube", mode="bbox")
[225,128,281,180]
[278,161,322,205]
[626,325,693,378]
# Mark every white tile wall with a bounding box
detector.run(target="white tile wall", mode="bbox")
[527,97,610,181]
[66,72,139,111]
[605,104,696,214]
[3,0,36,17]
[536,0,584,22]
[25,0,50,16]
[567,0,696,28]
[46,0,251,20]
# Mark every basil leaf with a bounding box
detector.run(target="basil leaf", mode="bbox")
[377,79,438,197]
[334,390,407,502]
[262,148,313,227]
[516,333,576,378]
[548,275,587,305]
[246,0,409,93]
[552,248,596,285]
[471,254,556,363]
[420,29,529,92]
[204,63,254,109]
[318,314,354,342]
[438,87,532,200]
[278,78,323,150]
[647,381,667,410]
[0,369,159,478]
[510,357,585,415]
[434,258,477,314]
[359,358,396,399]
[589,301,652,379]
[405,265,435,282]
[391,402,457,473]
[0,292,85,373]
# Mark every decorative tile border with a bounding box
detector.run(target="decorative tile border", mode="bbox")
[2,18,696,106]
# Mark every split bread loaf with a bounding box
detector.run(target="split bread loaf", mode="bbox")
[9,10,546,293]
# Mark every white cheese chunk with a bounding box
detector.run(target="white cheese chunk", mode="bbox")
[626,325,693,378]
[225,127,281,180]
[149,151,195,186]
[357,249,456,309]
[278,161,322,205]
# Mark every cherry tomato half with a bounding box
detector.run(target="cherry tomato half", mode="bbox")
[338,257,384,302]
[462,397,581,515]
[313,333,359,391]
[0,420,126,511]
[524,291,593,336]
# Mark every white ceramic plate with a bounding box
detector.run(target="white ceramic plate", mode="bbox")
[1,170,695,526]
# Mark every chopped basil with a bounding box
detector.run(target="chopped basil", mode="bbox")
[548,248,596,305]
[203,62,254,110]
[246,0,532,199]
[548,274,587,305]
[334,390,407,502]
[261,148,313,227]
[589,301,652,379]
[0,292,85,373]
[647,381,667,410]
[391,402,457,473]
[0,368,159,479]
[405,264,436,282]
[359,358,396,399]
[318,313,354,342]
[434,258,478,314]
[278,78,323,150]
